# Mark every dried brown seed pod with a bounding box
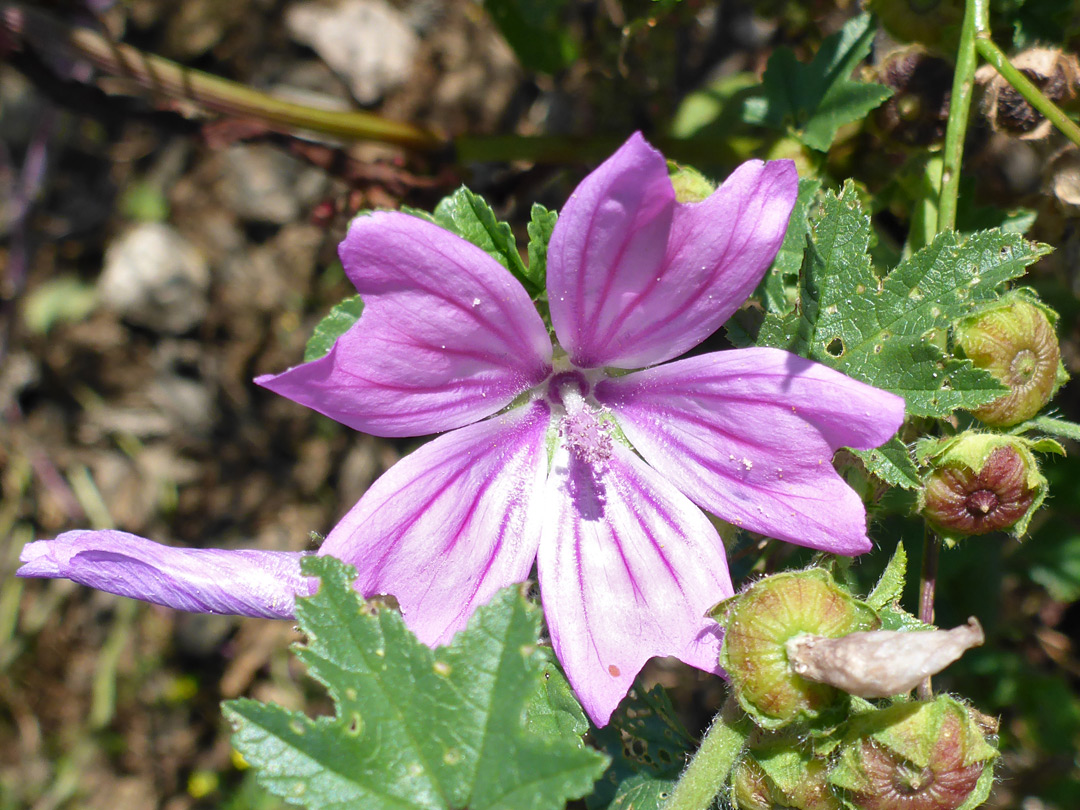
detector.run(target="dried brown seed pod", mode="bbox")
[785,618,984,698]
[977,48,1080,140]
[873,46,954,147]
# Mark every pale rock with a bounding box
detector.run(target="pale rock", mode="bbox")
[98,222,209,333]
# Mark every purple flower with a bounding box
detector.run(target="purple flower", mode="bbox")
[18,134,905,725]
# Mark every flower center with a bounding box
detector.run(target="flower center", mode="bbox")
[547,370,614,465]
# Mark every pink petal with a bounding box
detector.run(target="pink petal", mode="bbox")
[258,212,552,437]
[537,442,733,727]
[18,530,314,618]
[547,133,797,369]
[595,348,906,555]
[321,401,551,646]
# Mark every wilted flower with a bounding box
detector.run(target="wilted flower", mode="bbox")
[18,134,904,725]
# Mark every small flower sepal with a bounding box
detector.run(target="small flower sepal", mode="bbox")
[715,568,879,731]
[954,293,1068,427]
[666,160,716,203]
[828,696,998,810]
[917,432,1058,545]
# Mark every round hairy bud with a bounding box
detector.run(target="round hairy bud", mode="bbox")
[918,433,1051,544]
[954,295,1067,427]
[977,49,1080,140]
[716,569,879,730]
[873,47,953,147]
[667,161,715,203]
[829,696,998,810]
[732,746,842,810]
[866,0,963,54]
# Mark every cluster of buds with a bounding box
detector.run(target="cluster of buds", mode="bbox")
[715,568,998,810]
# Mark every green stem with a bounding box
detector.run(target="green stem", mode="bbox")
[9,6,444,151]
[661,705,747,810]
[975,37,1080,148]
[937,0,988,233]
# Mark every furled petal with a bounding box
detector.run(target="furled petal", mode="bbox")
[258,213,552,437]
[18,530,314,618]
[321,401,551,646]
[537,442,733,726]
[595,348,906,554]
[547,133,797,369]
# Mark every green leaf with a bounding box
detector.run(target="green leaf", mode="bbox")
[867,542,908,610]
[757,177,822,314]
[433,187,540,296]
[226,557,607,810]
[608,774,677,809]
[586,683,693,810]
[483,0,578,73]
[851,438,920,490]
[1022,415,1080,443]
[526,203,558,291]
[23,276,97,334]
[303,295,365,362]
[757,182,1050,418]
[742,13,892,152]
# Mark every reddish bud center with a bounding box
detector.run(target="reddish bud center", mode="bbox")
[966,489,998,516]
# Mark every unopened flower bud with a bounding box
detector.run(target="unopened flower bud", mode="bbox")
[716,569,879,729]
[977,48,1080,140]
[733,746,842,810]
[829,696,998,810]
[918,433,1049,543]
[955,295,1067,427]
[668,161,715,203]
[872,47,953,147]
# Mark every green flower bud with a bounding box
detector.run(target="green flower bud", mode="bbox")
[733,745,843,810]
[918,433,1050,543]
[716,569,879,730]
[829,697,998,810]
[955,295,1068,426]
[667,161,715,203]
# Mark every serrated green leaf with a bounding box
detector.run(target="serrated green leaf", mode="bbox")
[433,187,540,296]
[483,0,578,73]
[303,296,364,362]
[742,13,892,152]
[867,542,908,610]
[756,177,822,314]
[851,438,920,490]
[757,182,1050,418]
[226,557,607,810]
[526,203,557,291]
[586,684,693,810]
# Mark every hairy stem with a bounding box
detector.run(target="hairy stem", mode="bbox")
[975,37,1080,148]
[661,703,747,810]
[917,525,941,700]
[937,0,988,232]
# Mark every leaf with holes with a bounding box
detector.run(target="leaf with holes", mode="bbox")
[756,182,1050,418]
[586,683,693,810]
[225,556,607,810]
